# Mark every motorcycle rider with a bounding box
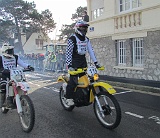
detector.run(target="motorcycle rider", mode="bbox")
[0,43,34,108]
[65,20,102,106]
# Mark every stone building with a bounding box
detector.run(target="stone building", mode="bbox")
[86,0,160,81]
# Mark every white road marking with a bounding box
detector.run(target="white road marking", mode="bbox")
[125,112,144,118]
[52,89,59,93]
[114,90,132,95]
[28,82,40,87]
[148,116,160,124]
[35,84,40,87]
[34,73,53,78]
[28,80,52,84]
[51,87,59,92]
[26,74,41,78]
[43,86,59,92]
[28,82,34,84]
[43,87,50,89]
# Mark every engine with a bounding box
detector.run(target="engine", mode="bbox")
[74,87,91,107]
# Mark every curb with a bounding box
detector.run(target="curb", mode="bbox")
[105,80,160,94]
[40,71,160,94]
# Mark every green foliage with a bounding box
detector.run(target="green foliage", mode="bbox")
[58,6,87,42]
[59,23,75,41]
[0,0,56,53]
[0,19,14,41]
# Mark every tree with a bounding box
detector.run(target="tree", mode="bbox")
[0,19,14,42]
[0,0,56,54]
[58,6,87,42]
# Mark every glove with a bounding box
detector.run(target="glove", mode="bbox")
[28,65,34,71]
[1,69,10,78]
[68,67,75,71]
[94,62,101,69]
[67,64,75,71]
[2,69,10,74]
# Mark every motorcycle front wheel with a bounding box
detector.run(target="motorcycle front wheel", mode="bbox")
[59,86,75,111]
[19,95,35,133]
[94,91,121,129]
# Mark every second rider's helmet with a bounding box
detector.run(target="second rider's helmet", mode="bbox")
[1,43,14,58]
[75,20,89,36]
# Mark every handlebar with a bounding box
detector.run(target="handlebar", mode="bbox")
[68,68,87,75]
[68,66,105,75]
[97,66,105,70]
[0,68,33,74]
[23,68,33,72]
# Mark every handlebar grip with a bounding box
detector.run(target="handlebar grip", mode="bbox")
[97,66,105,70]
[23,69,32,72]
[68,68,84,75]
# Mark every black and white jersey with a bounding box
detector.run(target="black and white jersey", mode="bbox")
[66,33,97,68]
[0,55,28,70]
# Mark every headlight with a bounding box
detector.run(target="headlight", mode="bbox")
[93,74,99,81]
[15,75,22,81]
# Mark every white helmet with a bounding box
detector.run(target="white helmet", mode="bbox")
[74,20,89,36]
[1,43,14,58]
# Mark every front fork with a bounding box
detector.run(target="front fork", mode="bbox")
[95,96,105,118]
[12,83,22,114]
[91,86,105,117]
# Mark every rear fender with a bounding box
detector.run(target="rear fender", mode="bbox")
[93,82,116,94]
[57,75,68,83]
[57,76,66,82]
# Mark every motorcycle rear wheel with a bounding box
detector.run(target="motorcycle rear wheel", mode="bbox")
[94,91,121,129]
[59,86,75,111]
[19,95,35,133]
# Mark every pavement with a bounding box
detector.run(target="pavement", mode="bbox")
[99,75,160,94]
[41,70,160,94]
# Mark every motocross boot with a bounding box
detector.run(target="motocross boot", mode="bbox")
[66,99,74,106]
[6,96,16,108]
[0,93,5,108]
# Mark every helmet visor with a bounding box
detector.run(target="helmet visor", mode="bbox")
[78,26,88,35]
[6,49,14,55]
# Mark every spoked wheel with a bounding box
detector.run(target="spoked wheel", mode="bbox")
[59,86,75,111]
[1,107,9,114]
[94,91,121,129]
[19,95,35,133]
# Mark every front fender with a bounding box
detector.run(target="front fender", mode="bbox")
[17,82,30,91]
[93,82,116,94]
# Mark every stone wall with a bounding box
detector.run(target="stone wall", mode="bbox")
[89,30,160,81]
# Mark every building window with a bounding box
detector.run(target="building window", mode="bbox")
[35,39,43,49]
[132,38,144,67]
[119,0,142,12]
[92,7,104,19]
[117,40,126,66]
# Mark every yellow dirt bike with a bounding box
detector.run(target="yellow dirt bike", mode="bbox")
[57,63,121,129]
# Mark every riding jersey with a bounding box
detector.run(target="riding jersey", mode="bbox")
[66,33,97,68]
[0,55,28,70]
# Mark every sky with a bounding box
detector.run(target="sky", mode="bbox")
[26,0,87,40]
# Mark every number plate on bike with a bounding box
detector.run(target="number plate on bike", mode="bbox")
[10,69,25,81]
[87,66,97,76]
[11,69,23,75]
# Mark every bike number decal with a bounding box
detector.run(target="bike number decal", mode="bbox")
[11,69,23,75]
[77,44,87,55]
[87,66,97,76]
